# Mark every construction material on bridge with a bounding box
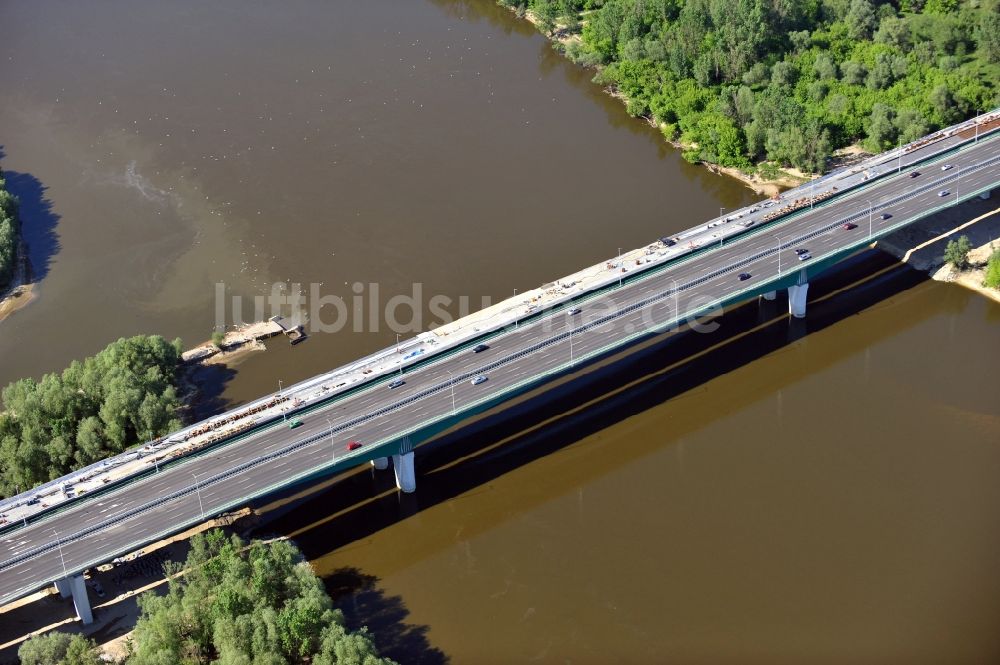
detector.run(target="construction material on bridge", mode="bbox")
[1,109,997,533]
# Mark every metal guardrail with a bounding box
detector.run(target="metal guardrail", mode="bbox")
[5,151,997,576]
[3,172,999,604]
[3,121,997,529]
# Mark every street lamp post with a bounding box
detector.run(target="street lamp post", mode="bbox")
[618,248,623,287]
[775,235,783,277]
[395,333,400,355]
[192,472,205,522]
[513,288,518,329]
[447,371,456,414]
[569,324,575,366]
[52,528,68,579]
[897,137,902,174]
[867,200,874,240]
[278,380,286,423]
[148,437,159,474]
[326,418,336,464]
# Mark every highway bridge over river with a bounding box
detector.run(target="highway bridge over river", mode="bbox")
[1,112,999,623]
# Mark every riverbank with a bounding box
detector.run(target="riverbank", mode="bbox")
[936,240,1000,304]
[0,240,34,324]
[0,283,36,323]
[877,194,1000,303]
[509,7,836,197]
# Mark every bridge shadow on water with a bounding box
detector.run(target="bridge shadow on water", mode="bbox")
[0,148,62,284]
[251,248,956,663]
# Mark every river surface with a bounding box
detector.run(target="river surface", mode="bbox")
[1,1,999,663]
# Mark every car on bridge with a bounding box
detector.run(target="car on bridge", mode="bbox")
[738,272,752,281]
[797,252,812,261]
[795,248,809,255]
[472,344,489,353]
[842,222,858,230]
[347,441,363,451]
[941,164,953,171]
[568,307,581,315]
[939,190,950,197]
[389,378,405,389]
[288,418,303,429]
[471,375,488,385]
[909,171,921,178]
[880,213,892,220]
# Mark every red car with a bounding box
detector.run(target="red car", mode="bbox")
[842,222,858,230]
[347,441,363,451]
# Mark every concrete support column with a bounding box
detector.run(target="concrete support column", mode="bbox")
[980,190,991,200]
[762,290,776,301]
[787,283,809,319]
[370,457,389,470]
[70,574,93,625]
[392,452,416,493]
[54,577,71,598]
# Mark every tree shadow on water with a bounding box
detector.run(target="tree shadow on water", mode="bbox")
[0,148,62,282]
[182,362,239,421]
[327,567,449,665]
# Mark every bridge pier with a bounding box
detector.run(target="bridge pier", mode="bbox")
[53,577,71,598]
[370,457,389,470]
[761,290,777,301]
[54,575,93,624]
[787,283,809,318]
[392,452,416,493]
[71,574,93,625]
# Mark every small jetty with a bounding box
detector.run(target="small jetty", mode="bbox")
[270,315,308,344]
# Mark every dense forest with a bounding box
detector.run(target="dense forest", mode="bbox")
[503,0,1000,174]
[0,167,20,289]
[19,531,395,665]
[0,335,184,497]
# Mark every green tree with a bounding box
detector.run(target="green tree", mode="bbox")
[976,9,1000,63]
[532,0,559,35]
[845,0,877,40]
[548,0,998,173]
[866,103,897,150]
[943,235,973,270]
[0,335,184,497]
[983,247,1000,289]
[19,632,101,665]
[0,169,21,290]
[127,531,396,665]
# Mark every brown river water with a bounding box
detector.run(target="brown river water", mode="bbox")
[1,1,999,662]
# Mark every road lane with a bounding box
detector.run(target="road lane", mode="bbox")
[1,134,997,605]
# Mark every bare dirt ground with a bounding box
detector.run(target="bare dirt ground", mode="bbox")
[0,240,35,324]
[877,193,1000,303]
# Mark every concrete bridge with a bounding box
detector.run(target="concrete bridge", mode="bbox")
[1,112,998,623]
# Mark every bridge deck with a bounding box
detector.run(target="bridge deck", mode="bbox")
[0,113,998,608]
